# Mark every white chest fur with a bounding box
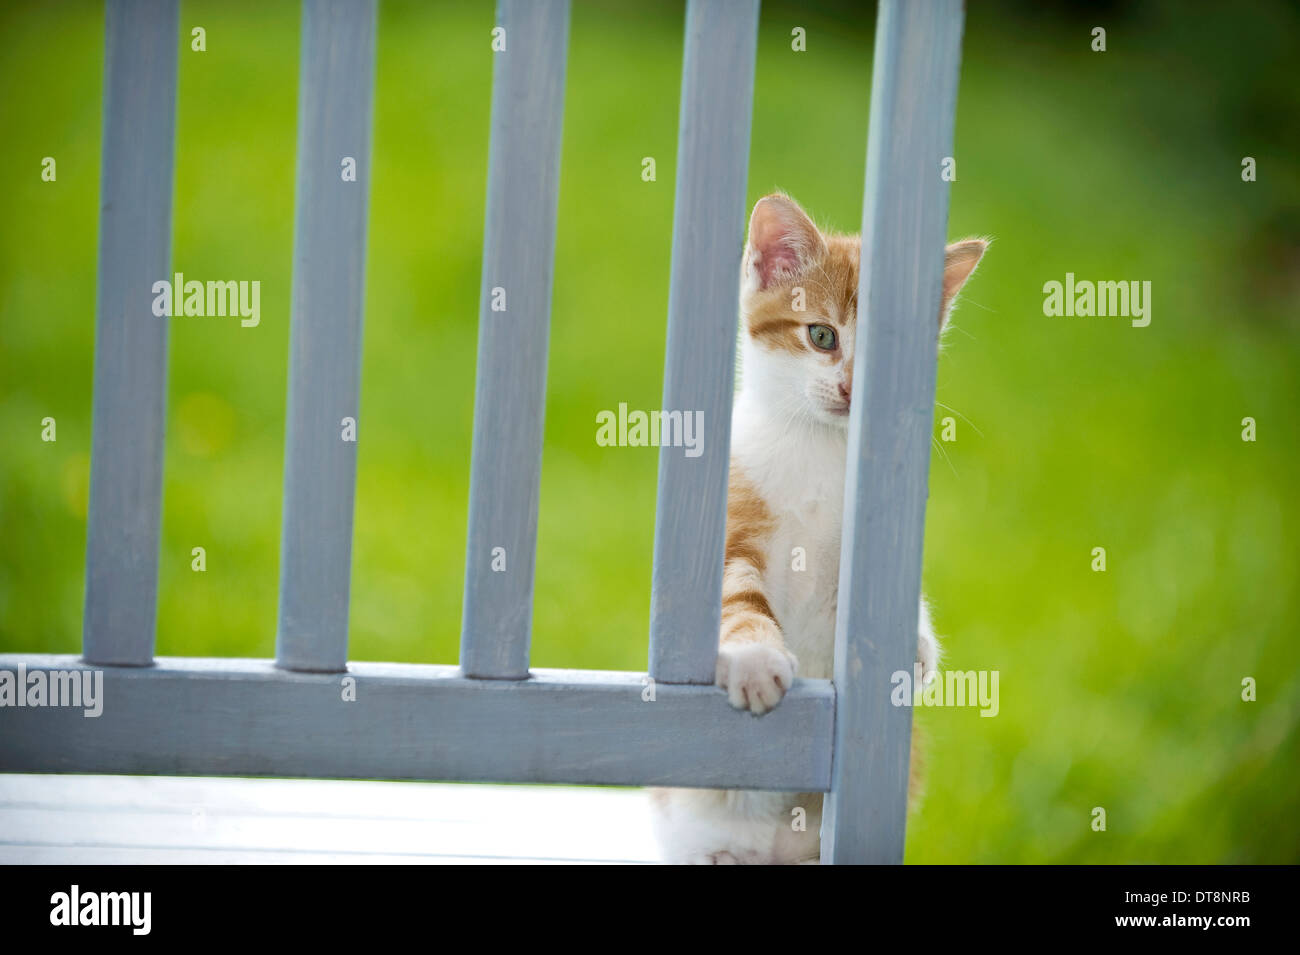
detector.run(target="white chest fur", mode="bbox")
[730,393,848,680]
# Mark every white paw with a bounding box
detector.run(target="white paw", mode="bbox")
[716,642,797,715]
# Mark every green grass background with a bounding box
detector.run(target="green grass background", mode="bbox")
[1,0,1297,862]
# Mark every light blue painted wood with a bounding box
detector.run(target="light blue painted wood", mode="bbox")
[276,0,378,673]
[460,0,570,679]
[821,0,967,864]
[82,0,180,668]
[31,0,969,868]
[648,0,759,685]
[0,656,834,790]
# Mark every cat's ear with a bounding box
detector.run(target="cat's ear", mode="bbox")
[743,194,827,292]
[939,238,987,329]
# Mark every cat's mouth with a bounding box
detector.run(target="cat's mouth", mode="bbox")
[825,403,851,417]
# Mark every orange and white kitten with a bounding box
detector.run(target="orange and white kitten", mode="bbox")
[650,193,986,865]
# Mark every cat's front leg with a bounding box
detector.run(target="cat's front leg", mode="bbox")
[715,556,795,715]
[715,468,796,715]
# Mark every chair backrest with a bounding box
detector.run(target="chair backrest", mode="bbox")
[0,0,968,864]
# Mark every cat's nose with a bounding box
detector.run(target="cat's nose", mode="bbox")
[837,381,851,403]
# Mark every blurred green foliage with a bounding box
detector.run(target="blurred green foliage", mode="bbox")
[1,0,1296,862]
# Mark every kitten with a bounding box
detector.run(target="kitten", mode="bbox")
[650,193,986,865]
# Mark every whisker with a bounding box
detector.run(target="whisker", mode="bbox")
[934,400,984,438]
[931,433,958,478]
[957,296,996,315]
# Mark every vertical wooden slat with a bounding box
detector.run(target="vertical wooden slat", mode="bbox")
[82,0,180,667]
[276,0,377,673]
[821,0,967,864]
[647,0,760,685]
[459,0,570,679]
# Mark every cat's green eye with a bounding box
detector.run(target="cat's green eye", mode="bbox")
[808,324,837,351]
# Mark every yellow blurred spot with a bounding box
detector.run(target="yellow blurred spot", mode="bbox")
[176,392,237,457]
[62,453,90,519]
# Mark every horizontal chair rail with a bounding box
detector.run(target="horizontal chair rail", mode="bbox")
[0,656,833,791]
